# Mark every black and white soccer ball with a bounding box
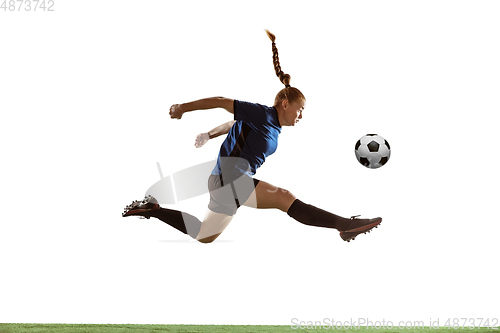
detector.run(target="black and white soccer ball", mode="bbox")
[355,134,391,169]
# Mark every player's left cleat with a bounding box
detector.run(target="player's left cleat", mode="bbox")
[122,195,159,219]
[339,215,382,242]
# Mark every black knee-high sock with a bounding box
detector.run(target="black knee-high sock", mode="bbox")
[286,199,351,231]
[149,208,201,239]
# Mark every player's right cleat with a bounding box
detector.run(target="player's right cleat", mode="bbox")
[339,216,382,242]
[122,195,159,219]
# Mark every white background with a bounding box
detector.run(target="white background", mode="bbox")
[1,0,499,326]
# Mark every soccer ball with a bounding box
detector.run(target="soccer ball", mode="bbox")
[355,134,391,169]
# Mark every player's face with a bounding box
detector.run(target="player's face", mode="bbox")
[286,99,305,126]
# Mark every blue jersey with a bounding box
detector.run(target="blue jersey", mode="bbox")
[212,100,282,178]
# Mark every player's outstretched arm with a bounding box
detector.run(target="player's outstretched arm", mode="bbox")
[170,97,234,119]
[195,120,236,148]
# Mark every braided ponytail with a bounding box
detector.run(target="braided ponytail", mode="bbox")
[265,29,306,108]
[265,29,291,87]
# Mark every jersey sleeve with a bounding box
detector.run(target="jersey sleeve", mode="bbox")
[233,100,268,128]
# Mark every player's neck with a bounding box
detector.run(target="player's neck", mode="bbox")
[275,107,287,127]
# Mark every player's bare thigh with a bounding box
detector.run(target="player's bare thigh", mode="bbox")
[243,180,296,212]
[196,179,296,243]
[196,209,234,243]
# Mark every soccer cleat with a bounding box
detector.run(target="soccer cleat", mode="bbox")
[122,195,159,219]
[339,215,382,242]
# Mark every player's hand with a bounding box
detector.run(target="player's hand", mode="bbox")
[194,133,210,148]
[169,104,184,119]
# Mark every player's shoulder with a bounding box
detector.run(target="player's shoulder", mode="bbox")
[235,100,273,112]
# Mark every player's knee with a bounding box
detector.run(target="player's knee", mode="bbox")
[277,188,296,212]
[196,233,221,244]
[197,238,214,244]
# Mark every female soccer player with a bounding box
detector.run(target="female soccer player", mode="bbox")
[122,30,382,243]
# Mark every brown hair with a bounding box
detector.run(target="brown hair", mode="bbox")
[265,29,306,107]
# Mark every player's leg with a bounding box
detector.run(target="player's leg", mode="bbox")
[195,209,234,243]
[241,180,296,211]
[194,173,243,243]
[242,180,382,241]
[122,175,240,243]
[122,195,202,238]
[122,195,236,243]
